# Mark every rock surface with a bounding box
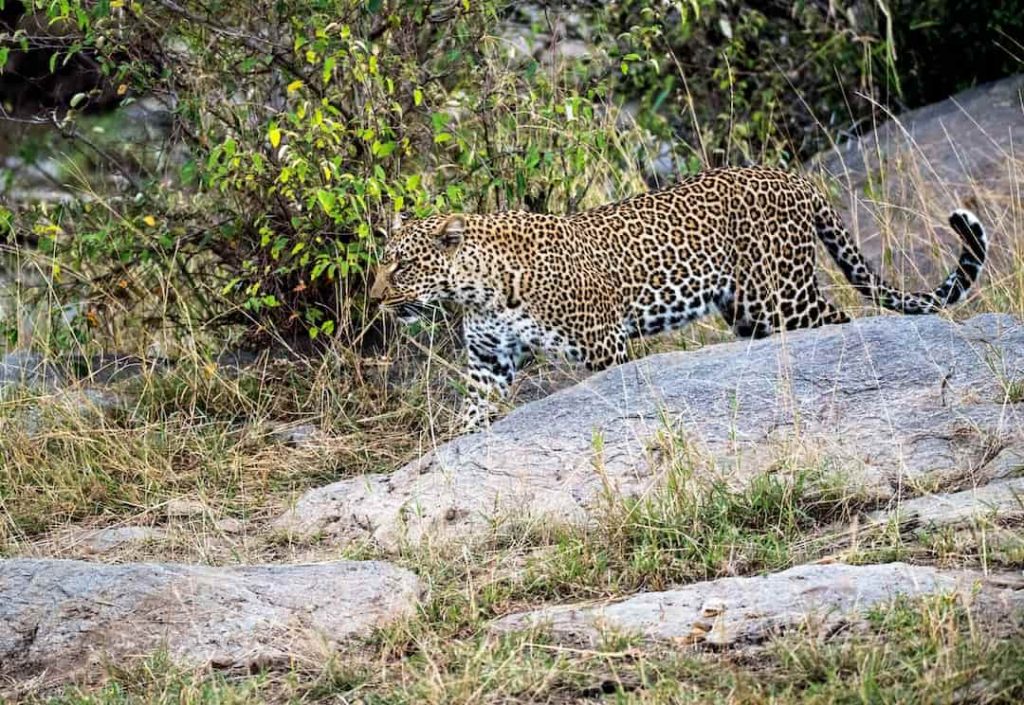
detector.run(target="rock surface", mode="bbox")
[163,498,209,518]
[0,559,423,686]
[807,74,1024,287]
[270,422,325,448]
[492,563,1023,648]
[871,476,1024,529]
[275,314,1024,550]
[0,350,63,389]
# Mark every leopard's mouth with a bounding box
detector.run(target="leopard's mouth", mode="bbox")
[380,298,431,324]
[395,302,429,324]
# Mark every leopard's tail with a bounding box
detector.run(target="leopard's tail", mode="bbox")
[814,202,987,314]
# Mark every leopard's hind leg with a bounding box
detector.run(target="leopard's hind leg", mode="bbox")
[719,281,849,339]
[717,287,779,339]
[779,284,851,331]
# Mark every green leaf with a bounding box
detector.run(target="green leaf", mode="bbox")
[311,258,330,280]
[372,140,396,157]
[524,145,540,169]
[430,112,449,131]
[0,206,12,237]
[221,277,242,295]
[316,189,336,216]
[322,56,336,84]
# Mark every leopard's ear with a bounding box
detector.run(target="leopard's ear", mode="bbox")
[435,215,465,252]
[391,211,404,233]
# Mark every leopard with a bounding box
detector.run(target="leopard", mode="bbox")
[370,166,988,432]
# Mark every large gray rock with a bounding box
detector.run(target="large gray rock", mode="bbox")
[871,476,1024,529]
[492,563,1024,648]
[275,314,1024,550]
[806,74,1024,288]
[0,559,423,686]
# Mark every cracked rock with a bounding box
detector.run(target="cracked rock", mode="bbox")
[0,558,424,690]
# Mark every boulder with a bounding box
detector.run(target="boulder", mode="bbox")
[275,313,1024,550]
[806,74,1024,288]
[491,562,1023,648]
[0,559,423,688]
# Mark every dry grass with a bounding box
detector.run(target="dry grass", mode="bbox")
[0,333,461,560]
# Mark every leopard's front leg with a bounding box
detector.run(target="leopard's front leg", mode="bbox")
[456,315,519,432]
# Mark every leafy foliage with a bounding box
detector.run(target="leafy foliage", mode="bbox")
[5,0,655,344]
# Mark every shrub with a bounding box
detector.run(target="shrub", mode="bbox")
[3,1,656,346]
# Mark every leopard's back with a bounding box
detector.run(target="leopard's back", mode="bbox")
[562,166,836,337]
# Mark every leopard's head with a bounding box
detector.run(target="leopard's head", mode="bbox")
[371,214,471,323]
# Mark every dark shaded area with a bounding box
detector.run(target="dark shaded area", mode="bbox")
[0,1,119,118]
[890,0,1024,108]
[603,0,1023,164]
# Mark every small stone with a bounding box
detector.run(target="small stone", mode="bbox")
[674,623,709,646]
[164,499,207,518]
[701,599,726,617]
[72,526,166,555]
[64,388,124,414]
[215,517,244,534]
[270,423,322,448]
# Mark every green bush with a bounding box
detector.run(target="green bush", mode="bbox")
[5,0,659,345]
